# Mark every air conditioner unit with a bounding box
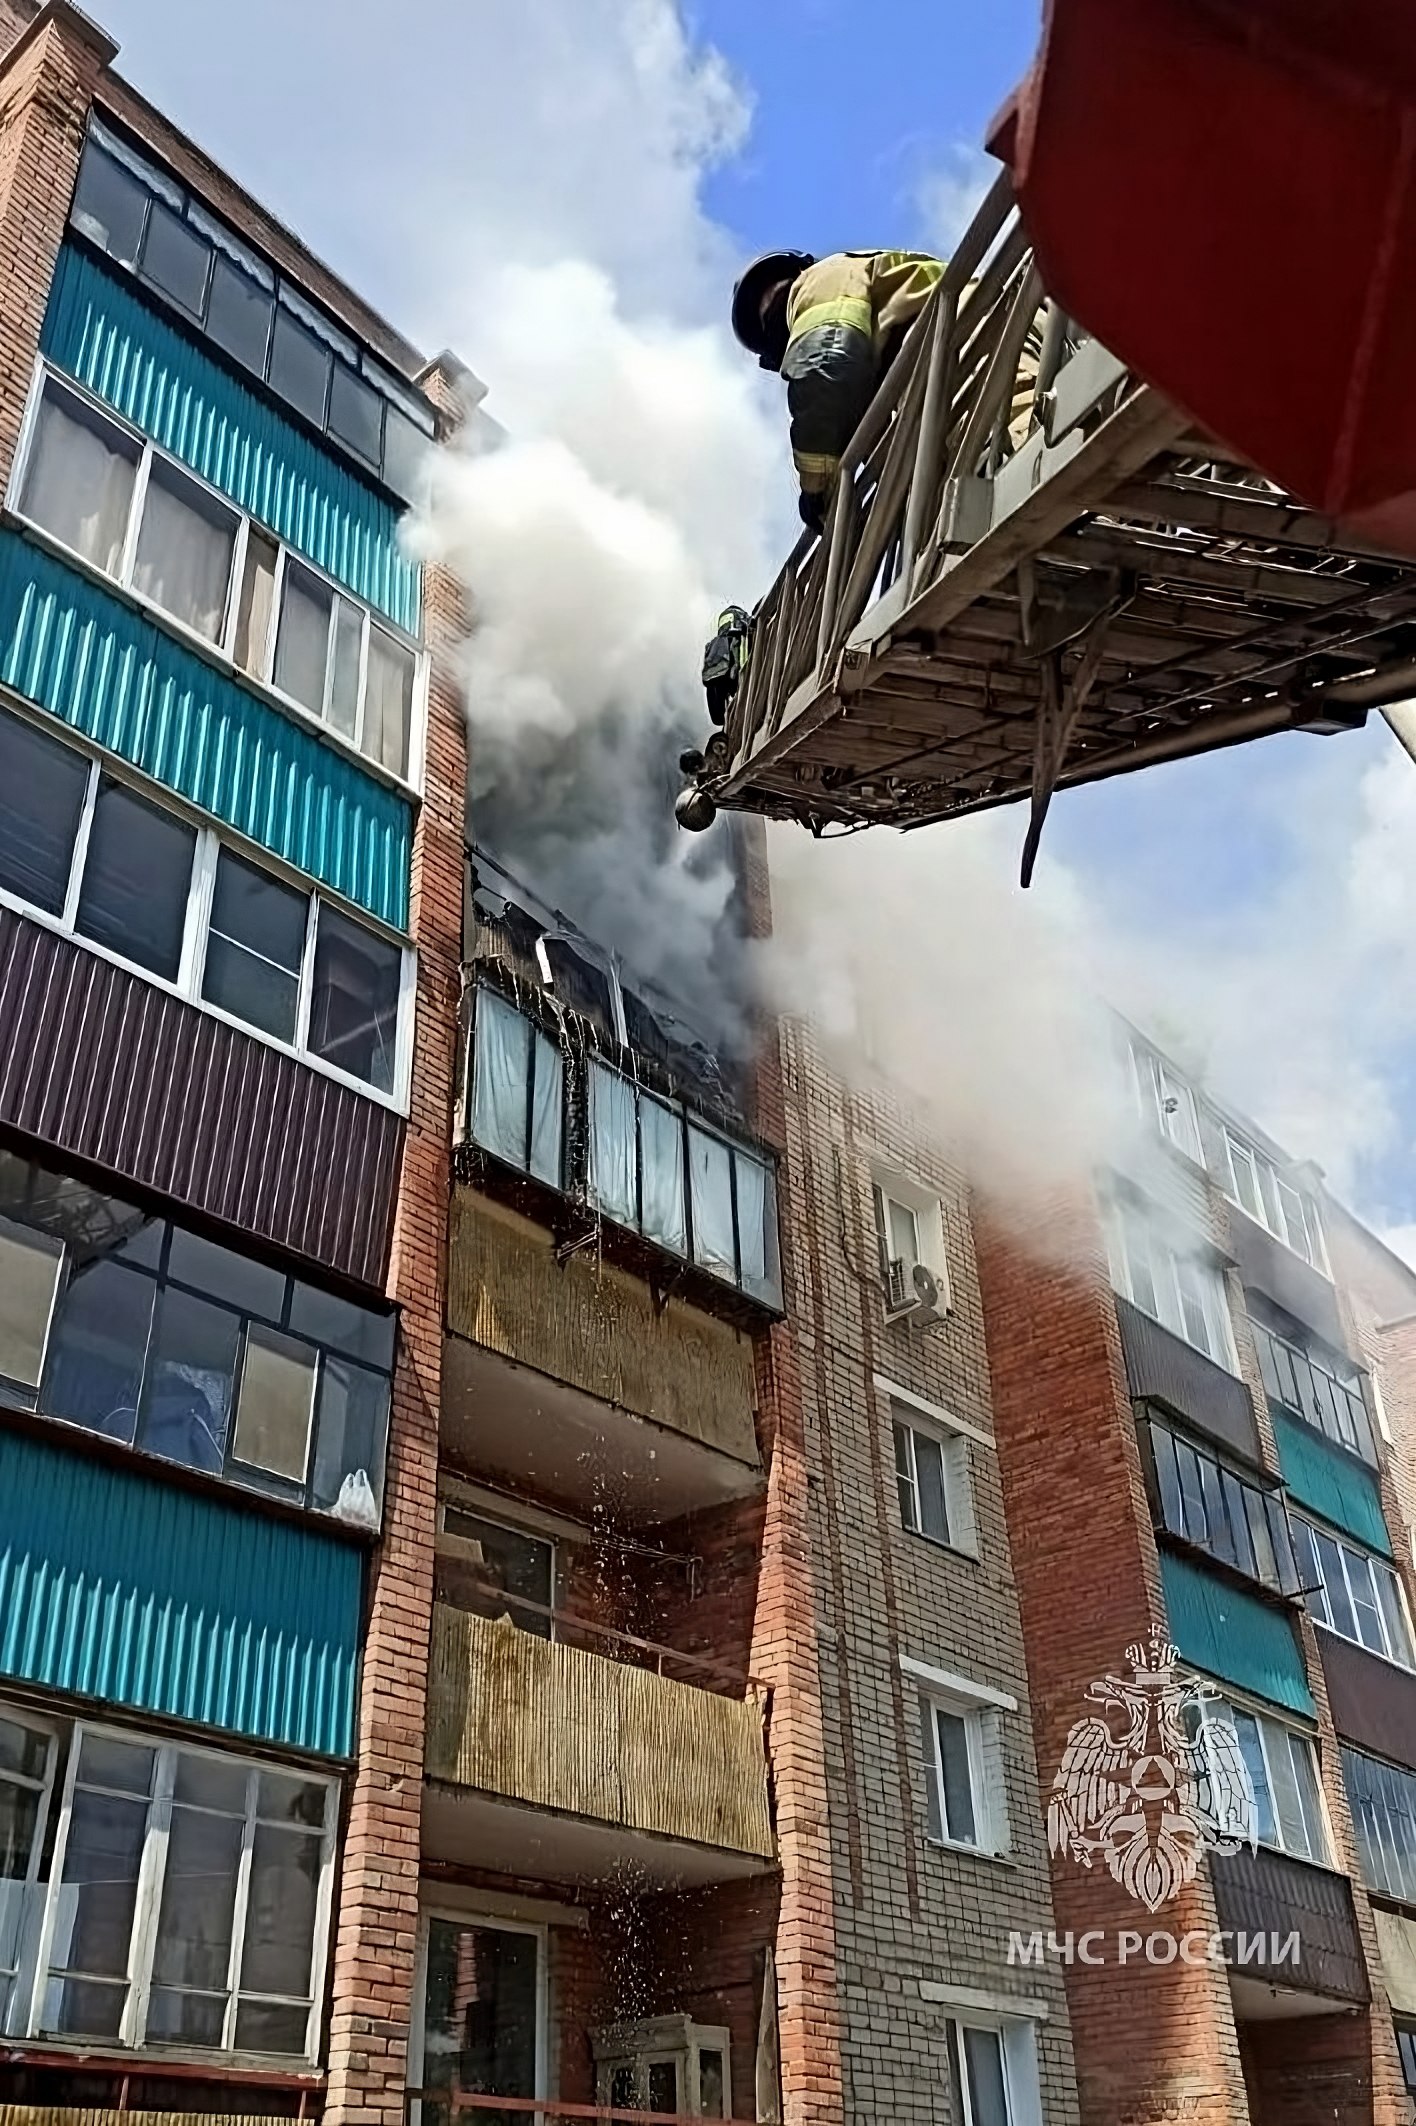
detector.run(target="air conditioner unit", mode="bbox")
[884,1258,948,1329]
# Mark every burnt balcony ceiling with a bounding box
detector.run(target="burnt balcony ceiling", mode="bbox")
[683,178,1416,878]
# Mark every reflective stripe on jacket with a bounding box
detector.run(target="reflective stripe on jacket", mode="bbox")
[782,251,944,499]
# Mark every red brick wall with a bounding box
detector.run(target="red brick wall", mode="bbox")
[974,1192,1251,2123]
[1242,2009,1394,2126]
[323,360,469,2126]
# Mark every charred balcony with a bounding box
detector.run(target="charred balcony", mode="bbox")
[679,175,1416,875]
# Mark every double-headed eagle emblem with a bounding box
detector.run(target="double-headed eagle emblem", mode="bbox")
[1048,1636,1255,1913]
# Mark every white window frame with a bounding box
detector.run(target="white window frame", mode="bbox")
[24,1718,337,2065]
[872,1168,951,1317]
[1104,1196,1239,1373]
[8,360,429,797]
[0,704,413,1111]
[409,1901,549,2124]
[903,1657,1014,1857]
[1196,1696,1330,1865]
[946,2014,1044,2126]
[1222,1127,1330,1276]
[1130,1043,1203,1164]
[891,1399,977,1557]
[1295,1516,1416,1671]
[0,1708,59,2040]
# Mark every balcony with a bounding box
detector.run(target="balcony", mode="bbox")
[1210,1846,1368,2010]
[1230,1213,1346,1353]
[424,1604,774,1887]
[1117,1297,1261,1462]
[444,1191,763,1520]
[1317,1627,1416,1770]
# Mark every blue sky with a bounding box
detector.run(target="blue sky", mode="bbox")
[94,0,1416,1244]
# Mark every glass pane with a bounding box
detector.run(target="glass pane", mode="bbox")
[140,1286,241,1474]
[0,1784,39,1887]
[1317,1532,1356,1638]
[894,1424,918,1532]
[886,1196,919,1268]
[1288,1734,1326,1862]
[146,1986,227,2047]
[234,529,278,677]
[288,1284,395,1368]
[1230,1140,1263,1221]
[0,711,89,915]
[233,1326,317,1483]
[1150,1426,1183,1535]
[528,1029,564,1189]
[689,1126,736,1277]
[936,1709,977,1844]
[1232,1710,1277,1847]
[235,1997,309,2055]
[43,1786,147,2028]
[1242,1484,1276,1586]
[919,1700,943,1838]
[438,1509,553,1636]
[21,382,139,575]
[648,2063,679,2111]
[382,403,430,502]
[698,2048,725,2118]
[470,990,532,1169]
[0,1217,62,1393]
[1200,1454,1231,1561]
[151,1803,242,1991]
[72,142,148,265]
[74,779,196,980]
[166,1227,286,1321]
[915,1431,951,1544]
[256,1772,327,1826]
[0,1717,49,1784]
[329,363,383,467]
[269,309,331,428]
[45,1257,156,1445]
[1347,1552,1387,1654]
[363,630,414,780]
[962,2026,1009,2126]
[1267,1720,1312,1856]
[174,1755,248,1812]
[273,561,333,715]
[1379,1568,1414,1666]
[589,1064,637,1228]
[78,1736,154,1794]
[308,906,401,1093]
[207,253,273,374]
[202,850,306,1044]
[419,1919,539,2106]
[735,1151,772,1296]
[240,1822,322,1997]
[139,200,210,316]
[310,1356,390,1529]
[1176,1442,1207,1545]
[329,601,362,742]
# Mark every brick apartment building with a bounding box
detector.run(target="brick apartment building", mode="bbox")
[974,1020,1416,2125]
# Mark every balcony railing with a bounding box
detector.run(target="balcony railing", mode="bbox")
[408,2091,758,2125]
[683,172,1416,866]
[426,1604,774,1860]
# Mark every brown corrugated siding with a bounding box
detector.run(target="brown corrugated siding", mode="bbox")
[0,907,401,1285]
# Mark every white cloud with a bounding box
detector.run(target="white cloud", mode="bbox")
[912,142,996,254]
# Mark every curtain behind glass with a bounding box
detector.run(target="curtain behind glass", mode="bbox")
[528,1029,563,1186]
[640,1095,686,1254]
[364,631,413,778]
[689,1126,736,1277]
[589,1064,637,1228]
[274,565,332,714]
[132,464,235,642]
[735,1152,769,1293]
[23,388,137,575]
[471,992,531,1168]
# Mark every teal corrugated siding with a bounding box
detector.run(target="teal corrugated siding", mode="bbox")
[0,531,410,930]
[0,1427,360,1756]
[1160,1551,1315,1717]
[1272,1409,1391,1556]
[41,243,421,636]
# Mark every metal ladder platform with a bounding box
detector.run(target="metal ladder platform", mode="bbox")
[695,176,1416,875]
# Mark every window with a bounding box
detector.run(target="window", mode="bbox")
[1224,1129,1329,1274]
[1342,1746,1416,1904]
[0,1709,55,2035]
[1291,1518,1414,1667]
[1142,1415,1299,1595]
[1197,1700,1327,1863]
[0,1144,396,1528]
[1105,1196,1238,1370]
[0,705,411,1100]
[873,1176,949,1314]
[68,121,439,503]
[1400,2025,1416,2103]
[894,1413,974,1553]
[19,1718,336,2060]
[917,1683,1006,1853]
[944,2019,1042,2126]
[466,988,782,1309]
[1250,1312,1374,1462]
[15,370,425,786]
[435,1506,555,1641]
[1130,1043,1203,1163]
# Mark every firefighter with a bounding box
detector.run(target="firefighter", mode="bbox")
[730,249,945,533]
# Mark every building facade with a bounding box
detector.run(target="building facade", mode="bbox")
[974,1020,1416,2126]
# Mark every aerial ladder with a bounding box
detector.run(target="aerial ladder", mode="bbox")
[677,0,1416,880]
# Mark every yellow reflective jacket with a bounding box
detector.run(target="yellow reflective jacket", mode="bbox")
[782,250,944,501]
